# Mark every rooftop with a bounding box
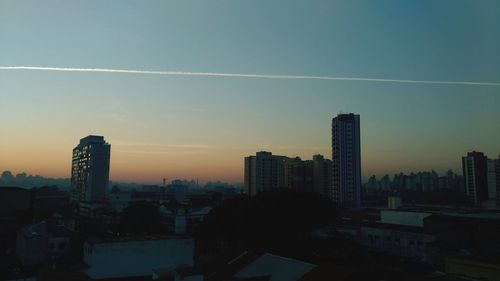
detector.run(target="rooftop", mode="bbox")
[86,235,192,245]
[19,221,71,239]
[335,219,433,234]
[234,253,316,281]
[78,135,108,146]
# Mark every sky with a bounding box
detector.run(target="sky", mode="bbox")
[1,0,499,184]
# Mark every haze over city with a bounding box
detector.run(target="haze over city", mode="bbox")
[3,1,500,281]
[1,1,499,184]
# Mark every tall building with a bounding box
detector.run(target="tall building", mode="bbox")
[331,113,361,207]
[487,156,500,202]
[284,157,314,192]
[312,154,332,197]
[462,151,488,205]
[244,151,287,197]
[71,135,111,202]
[496,157,500,201]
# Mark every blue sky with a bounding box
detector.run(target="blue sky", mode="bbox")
[1,0,499,183]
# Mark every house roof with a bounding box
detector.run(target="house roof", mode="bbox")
[298,263,356,281]
[234,253,316,281]
[20,221,72,239]
[85,235,192,245]
[205,250,262,281]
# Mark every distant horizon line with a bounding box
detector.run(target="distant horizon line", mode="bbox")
[0,171,245,187]
[0,167,465,185]
[1,65,500,86]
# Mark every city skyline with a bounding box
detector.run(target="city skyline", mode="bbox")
[0,128,497,185]
[1,1,499,184]
[2,2,500,280]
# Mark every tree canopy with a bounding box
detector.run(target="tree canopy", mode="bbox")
[120,200,160,235]
[195,190,336,254]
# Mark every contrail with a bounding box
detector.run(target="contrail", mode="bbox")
[1,65,499,86]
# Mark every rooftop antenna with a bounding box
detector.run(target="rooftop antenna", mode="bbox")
[161,177,168,201]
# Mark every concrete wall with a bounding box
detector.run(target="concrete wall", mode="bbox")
[380,210,432,227]
[360,226,435,260]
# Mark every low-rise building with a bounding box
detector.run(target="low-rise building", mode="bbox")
[380,210,433,227]
[358,224,436,261]
[204,251,317,281]
[423,212,500,257]
[108,187,132,212]
[78,201,109,218]
[333,220,436,262]
[234,253,316,281]
[160,205,212,235]
[16,221,71,266]
[32,186,69,211]
[83,236,194,279]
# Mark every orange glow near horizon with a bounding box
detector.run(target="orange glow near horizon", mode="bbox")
[1,1,499,186]
[0,135,471,185]
[0,140,245,184]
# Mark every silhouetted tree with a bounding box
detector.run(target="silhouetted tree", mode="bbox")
[195,190,336,255]
[79,219,107,239]
[120,200,160,235]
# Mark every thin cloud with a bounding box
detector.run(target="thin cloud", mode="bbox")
[259,144,331,151]
[114,150,207,155]
[112,140,213,149]
[1,66,499,86]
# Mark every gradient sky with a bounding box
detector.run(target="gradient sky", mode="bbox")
[1,0,499,184]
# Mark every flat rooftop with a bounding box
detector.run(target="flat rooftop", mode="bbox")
[86,235,192,245]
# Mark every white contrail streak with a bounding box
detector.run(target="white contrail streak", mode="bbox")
[1,65,499,86]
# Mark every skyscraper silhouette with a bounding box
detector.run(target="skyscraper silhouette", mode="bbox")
[462,151,488,205]
[331,114,361,207]
[244,151,287,197]
[312,154,333,198]
[71,135,111,202]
